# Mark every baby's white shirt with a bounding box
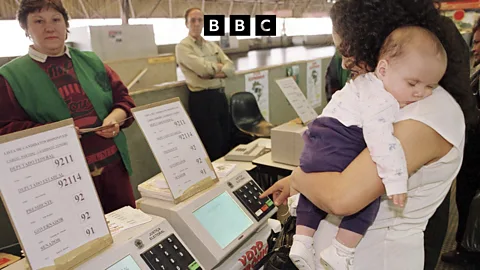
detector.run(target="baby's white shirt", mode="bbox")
[321,72,407,195]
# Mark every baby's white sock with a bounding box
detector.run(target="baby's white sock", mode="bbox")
[333,238,356,257]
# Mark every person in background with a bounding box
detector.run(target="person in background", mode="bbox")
[441,16,480,266]
[0,0,136,214]
[325,50,351,102]
[175,8,235,161]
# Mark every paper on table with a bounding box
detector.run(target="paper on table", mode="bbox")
[276,77,318,124]
[213,163,237,179]
[152,173,169,189]
[0,122,110,270]
[138,178,174,202]
[105,206,152,236]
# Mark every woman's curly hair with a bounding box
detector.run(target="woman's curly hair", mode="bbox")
[331,0,479,130]
[330,0,442,72]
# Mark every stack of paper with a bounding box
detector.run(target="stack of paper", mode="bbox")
[138,176,174,202]
[152,173,169,189]
[213,163,237,178]
[105,206,153,236]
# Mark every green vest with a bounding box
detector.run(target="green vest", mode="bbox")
[0,47,132,175]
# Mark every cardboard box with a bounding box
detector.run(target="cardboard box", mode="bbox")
[271,120,307,166]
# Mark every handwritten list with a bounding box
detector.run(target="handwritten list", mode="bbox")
[0,120,110,270]
[132,99,217,201]
[276,77,318,124]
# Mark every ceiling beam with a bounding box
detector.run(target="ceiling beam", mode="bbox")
[93,0,120,19]
[201,0,205,12]
[148,0,162,18]
[129,0,136,18]
[168,0,173,18]
[228,0,234,16]
[78,0,90,19]
[83,0,105,18]
[302,0,312,14]
[120,0,130,24]
[251,1,258,16]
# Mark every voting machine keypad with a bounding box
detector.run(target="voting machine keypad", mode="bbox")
[233,180,275,221]
[141,234,201,270]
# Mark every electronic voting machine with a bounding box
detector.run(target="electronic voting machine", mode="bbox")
[138,170,277,270]
[131,98,278,269]
[79,214,202,270]
[4,212,203,270]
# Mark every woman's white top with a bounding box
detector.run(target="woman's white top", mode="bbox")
[312,86,465,269]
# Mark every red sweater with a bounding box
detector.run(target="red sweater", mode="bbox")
[0,55,135,171]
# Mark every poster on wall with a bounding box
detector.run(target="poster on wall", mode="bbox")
[245,70,269,121]
[306,60,323,107]
[444,9,479,31]
[108,30,123,43]
[286,65,300,84]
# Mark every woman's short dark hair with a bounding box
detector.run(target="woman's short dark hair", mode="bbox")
[17,0,70,30]
[330,0,478,130]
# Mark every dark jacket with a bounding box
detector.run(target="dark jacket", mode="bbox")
[439,16,479,132]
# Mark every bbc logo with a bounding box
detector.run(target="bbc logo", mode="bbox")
[204,15,276,36]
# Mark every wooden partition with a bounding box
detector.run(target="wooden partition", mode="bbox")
[105,54,177,92]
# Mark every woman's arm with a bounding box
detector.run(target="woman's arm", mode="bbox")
[104,64,135,128]
[95,65,136,138]
[291,119,452,216]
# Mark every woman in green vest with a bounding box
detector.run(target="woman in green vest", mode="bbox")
[324,50,351,102]
[0,0,136,214]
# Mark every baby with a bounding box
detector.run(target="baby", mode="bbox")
[289,26,448,270]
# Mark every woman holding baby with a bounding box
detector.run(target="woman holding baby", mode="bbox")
[261,0,477,269]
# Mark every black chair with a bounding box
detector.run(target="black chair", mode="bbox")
[230,92,274,138]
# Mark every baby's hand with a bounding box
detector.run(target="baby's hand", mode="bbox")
[389,193,407,207]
